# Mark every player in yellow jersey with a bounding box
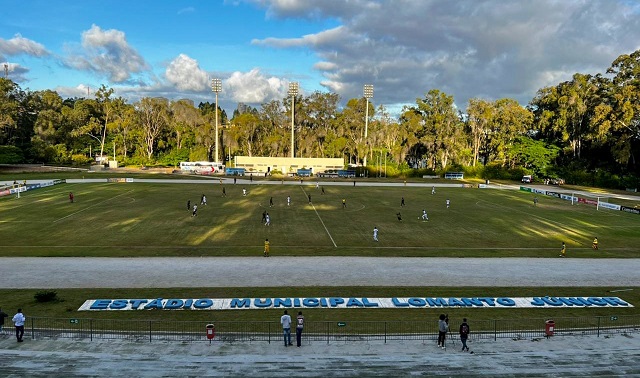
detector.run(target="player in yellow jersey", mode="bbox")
[560,242,566,257]
[592,237,598,250]
[264,239,270,257]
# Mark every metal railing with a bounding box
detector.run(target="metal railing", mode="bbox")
[24,315,640,343]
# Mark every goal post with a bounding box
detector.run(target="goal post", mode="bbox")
[571,191,616,211]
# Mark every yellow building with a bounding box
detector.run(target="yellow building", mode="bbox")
[233,156,344,176]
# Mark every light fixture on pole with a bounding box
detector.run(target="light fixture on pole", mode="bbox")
[211,78,222,163]
[363,84,374,167]
[288,82,299,158]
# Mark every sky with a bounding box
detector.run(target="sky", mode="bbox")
[1,0,640,117]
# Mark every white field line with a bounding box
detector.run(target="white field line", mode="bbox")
[53,190,134,223]
[300,186,337,248]
[0,245,613,250]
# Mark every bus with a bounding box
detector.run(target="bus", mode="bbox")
[179,161,225,175]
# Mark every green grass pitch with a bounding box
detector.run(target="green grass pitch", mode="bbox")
[1,180,638,258]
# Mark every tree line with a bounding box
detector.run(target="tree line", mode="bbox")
[0,50,638,188]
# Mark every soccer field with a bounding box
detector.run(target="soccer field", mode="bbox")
[1,179,639,257]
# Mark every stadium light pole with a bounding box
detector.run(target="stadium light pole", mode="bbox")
[363,84,374,167]
[288,82,299,158]
[211,78,222,163]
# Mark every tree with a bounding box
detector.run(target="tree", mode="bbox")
[507,136,560,176]
[136,97,170,160]
[592,50,640,169]
[489,98,533,166]
[466,98,493,166]
[409,89,462,170]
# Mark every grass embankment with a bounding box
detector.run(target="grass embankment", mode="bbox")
[1,287,637,324]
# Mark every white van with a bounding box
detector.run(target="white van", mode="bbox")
[522,175,533,183]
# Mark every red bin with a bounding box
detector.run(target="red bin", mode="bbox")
[545,320,555,337]
[206,324,215,343]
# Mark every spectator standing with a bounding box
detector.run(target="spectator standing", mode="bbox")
[459,318,470,352]
[296,311,305,347]
[12,309,25,342]
[437,314,449,349]
[281,310,293,347]
[0,307,8,334]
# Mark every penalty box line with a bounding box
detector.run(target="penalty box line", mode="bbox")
[53,190,135,223]
[300,186,337,248]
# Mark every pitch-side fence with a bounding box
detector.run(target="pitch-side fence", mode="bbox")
[20,315,640,344]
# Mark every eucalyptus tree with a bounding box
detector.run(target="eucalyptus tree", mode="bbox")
[296,91,340,158]
[170,99,202,150]
[108,98,137,159]
[466,98,494,166]
[136,97,170,160]
[230,111,264,157]
[592,50,640,169]
[335,97,369,165]
[0,78,30,147]
[258,100,288,157]
[489,98,533,165]
[370,104,404,164]
[407,89,462,169]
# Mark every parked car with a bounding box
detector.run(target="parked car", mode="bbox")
[522,175,533,183]
[547,177,565,185]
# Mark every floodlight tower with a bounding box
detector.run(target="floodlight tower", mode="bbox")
[211,78,222,163]
[363,84,374,167]
[288,82,299,158]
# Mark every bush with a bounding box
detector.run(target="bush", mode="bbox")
[34,290,58,303]
[71,154,93,166]
[0,145,24,163]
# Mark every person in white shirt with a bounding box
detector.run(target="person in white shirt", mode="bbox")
[422,209,429,220]
[280,310,293,346]
[287,196,291,206]
[12,308,25,342]
[373,226,379,242]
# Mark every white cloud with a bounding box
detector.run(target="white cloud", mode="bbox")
[0,62,30,83]
[251,0,640,109]
[0,34,49,61]
[54,83,93,99]
[65,24,149,83]
[225,68,288,103]
[177,7,195,15]
[165,54,209,91]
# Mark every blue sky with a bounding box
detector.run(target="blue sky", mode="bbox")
[2,0,640,116]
